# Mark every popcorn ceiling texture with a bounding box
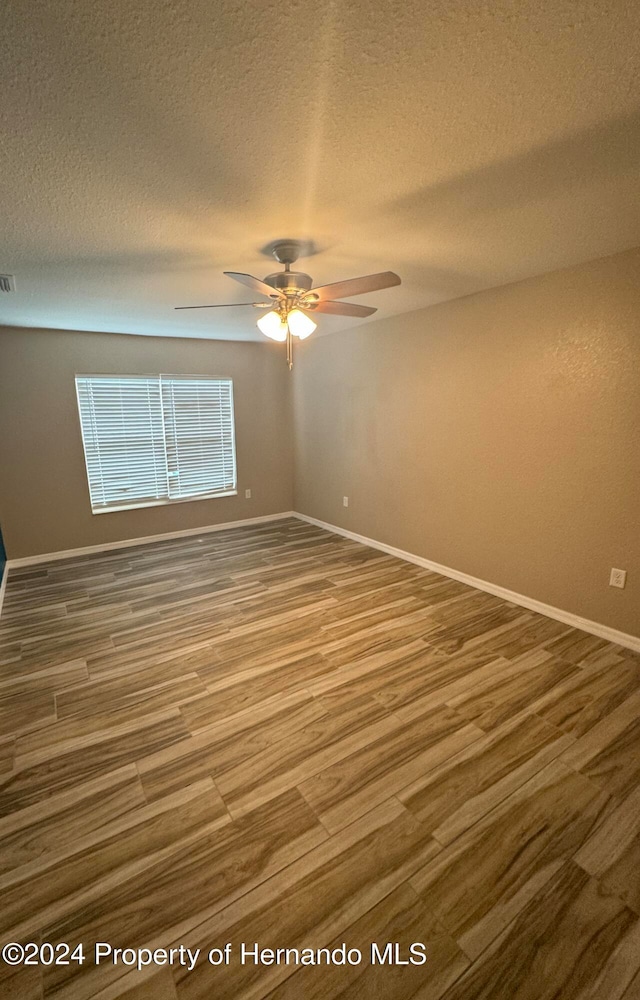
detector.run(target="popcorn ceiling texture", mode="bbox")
[1,0,640,339]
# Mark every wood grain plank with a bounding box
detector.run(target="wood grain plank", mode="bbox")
[1,713,189,816]
[172,798,440,1000]
[264,883,469,1000]
[410,759,611,959]
[42,789,327,1000]
[438,861,640,1000]
[298,704,482,833]
[398,711,574,843]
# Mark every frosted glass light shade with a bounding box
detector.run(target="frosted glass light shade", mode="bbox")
[257,310,287,341]
[287,308,317,339]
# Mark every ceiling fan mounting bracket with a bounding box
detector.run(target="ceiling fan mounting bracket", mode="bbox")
[270,239,303,266]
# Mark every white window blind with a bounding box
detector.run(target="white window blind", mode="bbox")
[161,377,236,500]
[75,375,237,513]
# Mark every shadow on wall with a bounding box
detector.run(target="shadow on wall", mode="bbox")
[0,524,5,582]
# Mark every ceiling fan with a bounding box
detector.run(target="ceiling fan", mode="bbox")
[176,240,401,369]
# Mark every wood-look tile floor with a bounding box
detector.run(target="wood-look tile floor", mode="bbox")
[1,518,639,1000]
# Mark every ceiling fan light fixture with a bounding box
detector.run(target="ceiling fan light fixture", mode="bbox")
[287,308,317,339]
[257,309,287,341]
[177,242,400,368]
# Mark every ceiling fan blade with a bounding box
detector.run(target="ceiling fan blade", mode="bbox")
[223,271,281,300]
[308,300,377,318]
[175,302,272,310]
[303,270,400,302]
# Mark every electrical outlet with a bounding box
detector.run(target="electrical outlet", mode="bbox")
[245,488,252,499]
[609,568,627,589]
[343,496,349,508]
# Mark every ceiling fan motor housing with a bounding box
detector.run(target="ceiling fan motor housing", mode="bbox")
[264,270,313,296]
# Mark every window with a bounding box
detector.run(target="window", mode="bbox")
[75,375,237,513]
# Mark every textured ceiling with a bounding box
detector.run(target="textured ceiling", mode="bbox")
[1,0,640,341]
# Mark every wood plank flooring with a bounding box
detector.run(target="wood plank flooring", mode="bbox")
[0,517,639,999]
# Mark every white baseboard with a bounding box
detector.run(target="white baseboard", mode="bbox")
[293,512,640,654]
[5,512,296,569]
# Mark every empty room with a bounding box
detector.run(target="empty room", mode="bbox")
[1,1,639,998]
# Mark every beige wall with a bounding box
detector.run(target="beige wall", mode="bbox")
[0,328,293,557]
[293,247,640,637]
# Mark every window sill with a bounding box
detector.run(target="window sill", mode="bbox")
[91,490,238,515]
